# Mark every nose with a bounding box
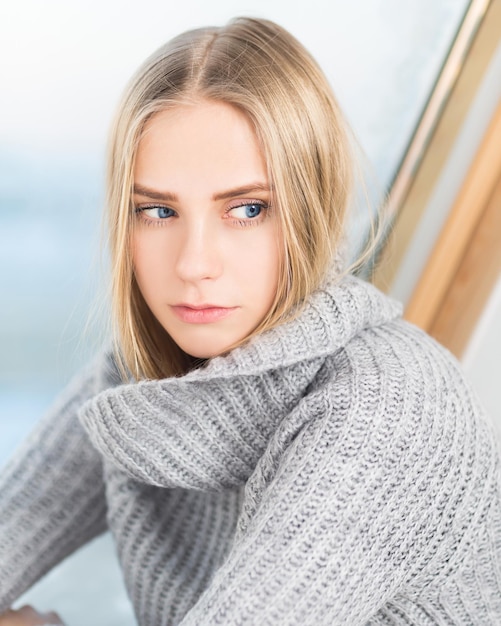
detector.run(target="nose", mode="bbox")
[175,219,223,282]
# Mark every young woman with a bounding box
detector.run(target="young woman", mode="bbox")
[1,16,500,626]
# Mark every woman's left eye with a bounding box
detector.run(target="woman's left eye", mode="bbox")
[140,206,175,219]
[136,206,176,220]
[227,202,266,220]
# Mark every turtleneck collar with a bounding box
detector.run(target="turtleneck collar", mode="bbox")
[79,276,401,491]
[186,275,402,379]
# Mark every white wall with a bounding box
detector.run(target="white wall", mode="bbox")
[463,272,501,437]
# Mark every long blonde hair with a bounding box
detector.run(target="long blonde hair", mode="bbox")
[106,17,354,380]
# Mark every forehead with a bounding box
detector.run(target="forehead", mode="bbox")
[134,101,268,194]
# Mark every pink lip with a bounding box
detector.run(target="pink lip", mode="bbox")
[171,304,238,324]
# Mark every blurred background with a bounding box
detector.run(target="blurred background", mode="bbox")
[1,0,499,624]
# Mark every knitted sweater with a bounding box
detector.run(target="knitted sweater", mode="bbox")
[1,276,500,625]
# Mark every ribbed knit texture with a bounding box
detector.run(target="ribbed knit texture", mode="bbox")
[1,276,501,624]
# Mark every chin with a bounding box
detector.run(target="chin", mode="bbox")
[166,326,251,361]
[184,348,228,360]
[176,339,234,360]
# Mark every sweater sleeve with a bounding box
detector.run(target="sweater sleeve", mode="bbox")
[0,352,120,613]
[179,330,500,625]
[103,461,243,626]
[78,357,324,491]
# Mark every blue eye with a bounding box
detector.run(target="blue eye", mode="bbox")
[140,206,175,219]
[230,202,264,219]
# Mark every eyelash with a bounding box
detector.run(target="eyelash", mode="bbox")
[134,205,174,227]
[225,200,270,228]
[134,200,270,228]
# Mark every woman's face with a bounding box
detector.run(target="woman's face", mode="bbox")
[132,100,282,359]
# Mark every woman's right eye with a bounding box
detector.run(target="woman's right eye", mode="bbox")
[136,206,176,220]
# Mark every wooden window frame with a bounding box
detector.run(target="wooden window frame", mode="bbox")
[373,0,500,292]
[406,105,501,357]
[372,0,501,358]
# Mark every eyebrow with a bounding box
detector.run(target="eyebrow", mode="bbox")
[133,182,271,202]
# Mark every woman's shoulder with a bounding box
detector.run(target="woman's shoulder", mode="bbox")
[287,310,501,527]
[326,312,497,458]
[260,312,501,570]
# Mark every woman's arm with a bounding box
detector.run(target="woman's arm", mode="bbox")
[0,605,64,625]
[79,356,325,490]
[0,352,119,613]
[103,462,243,626]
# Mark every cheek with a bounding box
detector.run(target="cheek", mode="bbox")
[131,231,167,295]
[234,231,282,300]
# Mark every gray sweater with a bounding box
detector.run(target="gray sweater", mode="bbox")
[1,276,500,625]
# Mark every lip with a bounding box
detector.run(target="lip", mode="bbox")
[171,304,239,324]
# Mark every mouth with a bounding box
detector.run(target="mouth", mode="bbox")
[170,304,239,324]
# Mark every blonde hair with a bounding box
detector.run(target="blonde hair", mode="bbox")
[106,16,354,380]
